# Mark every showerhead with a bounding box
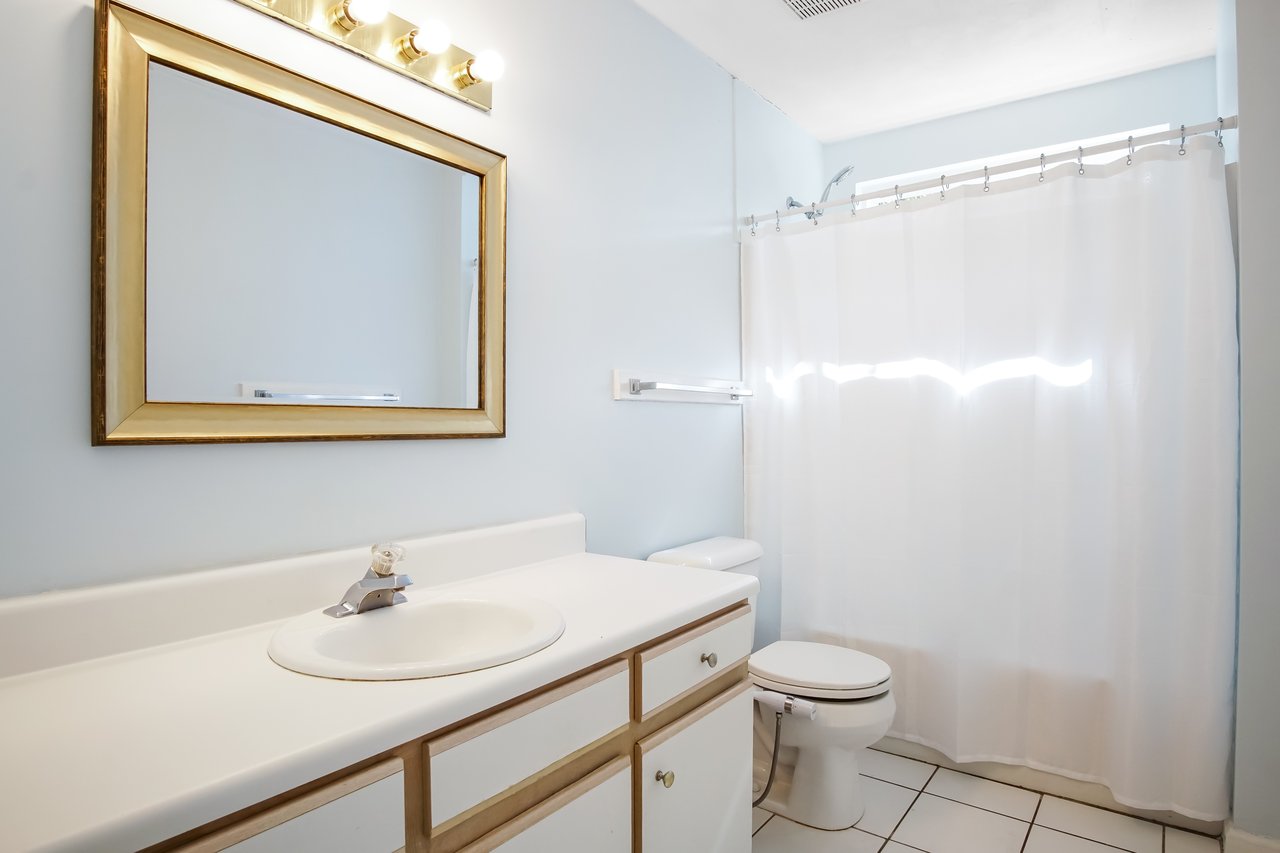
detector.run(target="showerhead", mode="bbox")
[820,164,856,202]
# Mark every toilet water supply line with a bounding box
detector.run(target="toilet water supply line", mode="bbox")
[752,690,818,808]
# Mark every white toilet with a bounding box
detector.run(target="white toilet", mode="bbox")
[648,537,896,831]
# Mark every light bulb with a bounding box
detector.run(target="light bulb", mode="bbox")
[412,20,452,54]
[469,50,505,83]
[343,0,388,26]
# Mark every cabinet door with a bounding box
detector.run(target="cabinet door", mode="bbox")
[638,681,753,853]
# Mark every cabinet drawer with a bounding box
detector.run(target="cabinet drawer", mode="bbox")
[427,660,630,830]
[459,757,631,853]
[178,759,405,853]
[638,604,753,718]
[638,681,753,853]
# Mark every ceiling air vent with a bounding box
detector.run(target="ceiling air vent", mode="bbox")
[781,0,862,20]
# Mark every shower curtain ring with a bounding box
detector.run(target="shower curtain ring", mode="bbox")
[1217,117,1225,148]
[775,210,781,232]
[1039,154,1045,183]
[983,166,990,193]
[895,185,901,208]
[1077,147,1085,175]
[1127,136,1134,166]
[750,214,757,237]
[1179,124,1187,156]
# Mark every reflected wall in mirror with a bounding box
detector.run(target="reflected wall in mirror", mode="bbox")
[147,65,482,410]
[92,1,506,444]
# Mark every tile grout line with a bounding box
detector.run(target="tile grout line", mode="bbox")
[886,842,930,853]
[866,760,1047,820]
[999,777,1216,839]
[885,764,939,845]
[862,771,936,793]
[752,811,774,838]
[907,787,1040,824]
[1020,794,1043,853]
[869,748,1221,844]
[874,751,1090,818]
[1033,825,1143,853]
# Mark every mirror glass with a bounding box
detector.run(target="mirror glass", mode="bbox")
[144,64,481,409]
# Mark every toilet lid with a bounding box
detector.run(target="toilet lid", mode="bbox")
[749,641,891,698]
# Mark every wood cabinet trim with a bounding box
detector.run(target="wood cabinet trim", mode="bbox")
[637,679,754,756]
[427,659,628,757]
[174,757,403,853]
[456,756,630,853]
[637,604,752,665]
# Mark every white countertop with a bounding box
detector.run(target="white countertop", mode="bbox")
[0,553,757,853]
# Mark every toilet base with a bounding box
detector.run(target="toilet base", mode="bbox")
[751,690,895,831]
[756,747,868,830]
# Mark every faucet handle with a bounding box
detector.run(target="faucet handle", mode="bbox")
[369,542,406,577]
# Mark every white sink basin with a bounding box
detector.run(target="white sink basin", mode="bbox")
[268,595,565,681]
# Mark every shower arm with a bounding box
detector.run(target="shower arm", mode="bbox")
[786,164,855,220]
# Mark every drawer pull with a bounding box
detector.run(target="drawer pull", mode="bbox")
[655,770,676,788]
[700,652,719,668]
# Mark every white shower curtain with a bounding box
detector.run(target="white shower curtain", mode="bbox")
[743,137,1238,819]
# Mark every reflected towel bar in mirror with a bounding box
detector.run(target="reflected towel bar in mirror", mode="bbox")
[253,391,402,403]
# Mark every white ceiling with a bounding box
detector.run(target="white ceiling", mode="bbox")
[633,0,1218,142]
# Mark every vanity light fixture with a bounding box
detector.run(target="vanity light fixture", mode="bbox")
[453,50,506,88]
[329,0,389,32]
[233,0,503,111]
[396,19,452,63]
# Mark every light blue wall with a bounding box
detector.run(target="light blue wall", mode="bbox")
[821,58,1218,189]
[730,79,823,648]
[733,80,825,223]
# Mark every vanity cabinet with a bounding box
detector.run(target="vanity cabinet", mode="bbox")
[638,684,754,853]
[158,603,754,853]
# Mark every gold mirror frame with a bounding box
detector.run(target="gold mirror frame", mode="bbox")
[91,1,506,444]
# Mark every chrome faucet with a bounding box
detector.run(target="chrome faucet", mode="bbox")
[324,543,413,618]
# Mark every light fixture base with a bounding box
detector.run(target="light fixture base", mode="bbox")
[233,0,494,111]
[395,32,426,63]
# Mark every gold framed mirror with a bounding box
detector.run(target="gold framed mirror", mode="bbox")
[92,1,506,444]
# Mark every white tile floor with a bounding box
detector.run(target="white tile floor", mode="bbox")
[752,748,1222,853]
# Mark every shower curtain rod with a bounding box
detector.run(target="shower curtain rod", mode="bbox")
[745,115,1239,230]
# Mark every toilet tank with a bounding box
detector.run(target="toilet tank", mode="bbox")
[647,537,763,576]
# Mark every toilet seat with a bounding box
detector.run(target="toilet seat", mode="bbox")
[750,641,892,701]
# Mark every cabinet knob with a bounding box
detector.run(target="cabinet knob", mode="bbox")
[700,652,718,668]
[655,770,676,788]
